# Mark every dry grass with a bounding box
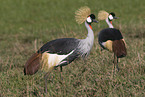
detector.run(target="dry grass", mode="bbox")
[0,0,145,96]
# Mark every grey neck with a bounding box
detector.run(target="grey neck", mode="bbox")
[77,21,94,57]
[106,18,114,28]
[85,21,94,40]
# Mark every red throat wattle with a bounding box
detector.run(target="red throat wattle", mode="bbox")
[89,25,92,29]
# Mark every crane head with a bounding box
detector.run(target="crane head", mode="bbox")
[108,12,118,21]
[86,14,98,24]
[98,10,118,21]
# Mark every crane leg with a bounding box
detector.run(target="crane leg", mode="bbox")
[113,54,116,72]
[44,72,50,93]
[113,54,117,73]
[116,58,119,71]
[60,66,63,80]
[113,54,119,72]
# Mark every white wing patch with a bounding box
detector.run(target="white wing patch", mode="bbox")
[102,40,113,52]
[41,50,74,71]
[102,42,106,47]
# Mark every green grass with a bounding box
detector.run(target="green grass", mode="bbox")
[0,0,145,96]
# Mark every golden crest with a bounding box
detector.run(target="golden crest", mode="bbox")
[75,6,91,24]
[98,10,109,20]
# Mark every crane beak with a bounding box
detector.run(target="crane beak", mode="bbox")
[93,19,99,23]
[114,17,118,19]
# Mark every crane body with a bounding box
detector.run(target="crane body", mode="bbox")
[24,6,98,93]
[98,11,127,71]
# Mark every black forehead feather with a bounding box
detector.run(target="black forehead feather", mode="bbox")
[89,14,96,19]
[109,12,115,16]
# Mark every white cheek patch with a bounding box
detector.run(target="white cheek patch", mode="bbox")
[87,17,92,23]
[109,15,113,20]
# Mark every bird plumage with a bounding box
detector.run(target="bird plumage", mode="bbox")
[24,52,41,75]
[24,6,98,92]
[113,39,127,58]
[39,38,81,72]
[24,27,95,74]
[38,38,80,54]
[98,11,127,71]
[98,28,123,51]
[24,38,80,74]
[98,28,123,42]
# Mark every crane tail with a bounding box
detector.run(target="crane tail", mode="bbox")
[113,39,127,58]
[24,52,42,75]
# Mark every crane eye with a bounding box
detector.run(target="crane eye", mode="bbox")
[108,15,113,20]
[87,16,92,23]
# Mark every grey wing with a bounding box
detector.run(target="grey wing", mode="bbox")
[38,38,80,55]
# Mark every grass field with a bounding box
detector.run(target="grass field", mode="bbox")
[0,0,145,96]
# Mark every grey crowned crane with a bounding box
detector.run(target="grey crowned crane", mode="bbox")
[97,10,127,71]
[24,6,98,93]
